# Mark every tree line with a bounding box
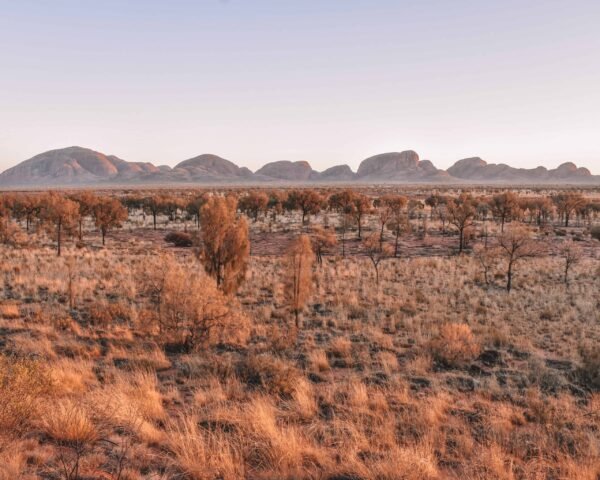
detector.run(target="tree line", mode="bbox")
[0,188,597,342]
[1,189,598,260]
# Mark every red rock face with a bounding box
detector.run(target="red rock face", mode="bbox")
[447,157,594,183]
[0,146,125,185]
[173,154,254,180]
[356,151,450,181]
[318,165,356,181]
[0,147,597,186]
[255,160,315,181]
[357,151,419,177]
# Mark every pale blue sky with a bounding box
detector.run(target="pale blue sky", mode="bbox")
[1,0,599,173]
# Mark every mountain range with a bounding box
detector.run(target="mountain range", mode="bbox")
[0,146,597,186]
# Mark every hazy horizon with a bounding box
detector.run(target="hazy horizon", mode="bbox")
[1,0,599,174]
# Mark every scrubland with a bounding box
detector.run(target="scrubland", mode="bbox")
[0,187,599,480]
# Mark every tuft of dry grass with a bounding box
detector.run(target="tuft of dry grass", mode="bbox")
[40,399,99,446]
[0,355,53,441]
[0,302,20,319]
[165,414,244,480]
[430,323,481,368]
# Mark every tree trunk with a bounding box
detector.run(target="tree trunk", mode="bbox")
[57,220,62,257]
[394,231,399,257]
[216,262,223,288]
[102,229,106,246]
[484,222,488,249]
[506,261,513,292]
[68,271,74,309]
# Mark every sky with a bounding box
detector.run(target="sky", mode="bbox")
[1,0,599,174]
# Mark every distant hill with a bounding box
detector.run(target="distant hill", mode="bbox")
[447,157,594,183]
[0,146,159,185]
[171,154,254,182]
[356,151,450,182]
[255,161,316,181]
[317,164,356,182]
[0,146,597,186]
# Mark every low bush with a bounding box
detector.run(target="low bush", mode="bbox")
[237,354,301,397]
[0,355,53,440]
[578,343,600,391]
[165,231,193,247]
[430,323,480,368]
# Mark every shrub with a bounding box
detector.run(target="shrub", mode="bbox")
[41,399,99,446]
[138,255,249,350]
[578,343,600,391]
[329,337,352,359]
[165,231,193,247]
[166,414,243,480]
[40,399,101,480]
[591,226,600,241]
[430,323,480,368]
[0,355,53,440]
[88,301,133,327]
[0,220,25,246]
[237,354,301,397]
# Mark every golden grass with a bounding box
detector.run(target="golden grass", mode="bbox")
[0,198,598,479]
[0,302,19,319]
[40,399,98,445]
[165,414,244,480]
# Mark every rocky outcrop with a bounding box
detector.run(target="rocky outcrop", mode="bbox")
[550,162,592,180]
[255,160,316,181]
[356,151,450,182]
[171,154,254,182]
[0,146,597,186]
[0,146,158,185]
[446,157,488,178]
[316,164,356,182]
[448,157,595,183]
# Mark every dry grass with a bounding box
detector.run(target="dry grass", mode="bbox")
[0,302,20,319]
[430,323,481,367]
[0,187,599,479]
[40,399,99,445]
[166,414,244,480]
